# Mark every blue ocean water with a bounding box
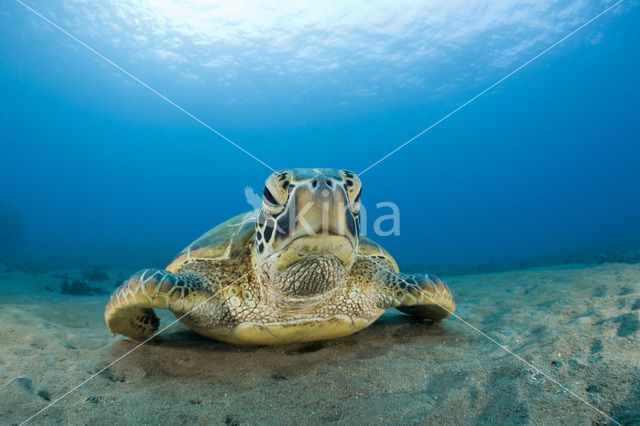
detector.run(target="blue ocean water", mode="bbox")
[1,0,639,272]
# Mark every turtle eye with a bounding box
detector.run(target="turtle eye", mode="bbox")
[351,188,362,212]
[354,188,361,204]
[263,187,279,206]
[340,169,361,210]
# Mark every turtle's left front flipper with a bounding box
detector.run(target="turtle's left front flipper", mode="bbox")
[372,259,456,321]
[104,269,210,339]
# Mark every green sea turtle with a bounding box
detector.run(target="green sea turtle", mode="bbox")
[105,168,455,344]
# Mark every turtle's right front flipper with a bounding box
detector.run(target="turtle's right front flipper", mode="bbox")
[104,269,210,339]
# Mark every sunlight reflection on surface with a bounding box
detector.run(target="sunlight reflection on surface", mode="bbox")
[28,0,607,91]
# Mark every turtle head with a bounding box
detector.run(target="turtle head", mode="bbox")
[254,168,361,299]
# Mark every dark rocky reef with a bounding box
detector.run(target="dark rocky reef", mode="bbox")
[80,267,109,282]
[60,279,108,296]
[403,246,640,277]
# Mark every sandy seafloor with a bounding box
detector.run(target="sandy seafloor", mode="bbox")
[1,262,639,425]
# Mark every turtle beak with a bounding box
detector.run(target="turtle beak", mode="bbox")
[276,175,357,252]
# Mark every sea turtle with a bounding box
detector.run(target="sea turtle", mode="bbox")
[105,168,456,344]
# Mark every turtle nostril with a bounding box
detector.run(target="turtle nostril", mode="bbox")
[326,179,333,187]
[312,179,318,188]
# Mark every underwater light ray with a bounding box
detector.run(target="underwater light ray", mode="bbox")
[357,0,626,177]
[13,0,276,173]
[365,257,622,425]
[9,1,629,423]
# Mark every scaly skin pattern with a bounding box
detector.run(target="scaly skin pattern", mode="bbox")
[105,246,456,344]
[104,256,248,340]
[105,168,456,344]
